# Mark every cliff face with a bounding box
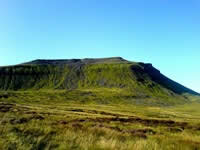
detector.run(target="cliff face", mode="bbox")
[0,65,81,90]
[0,57,198,98]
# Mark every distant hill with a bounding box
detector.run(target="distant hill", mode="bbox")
[0,57,199,105]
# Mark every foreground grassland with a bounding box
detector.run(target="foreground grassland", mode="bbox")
[0,90,200,150]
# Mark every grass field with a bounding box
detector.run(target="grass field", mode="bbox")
[0,90,200,150]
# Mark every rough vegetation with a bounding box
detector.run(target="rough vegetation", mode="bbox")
[1,96,200,150]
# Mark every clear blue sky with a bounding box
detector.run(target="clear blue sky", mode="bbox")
[0,0,200,92]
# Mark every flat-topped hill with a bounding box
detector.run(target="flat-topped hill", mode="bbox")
[0,57,199,105]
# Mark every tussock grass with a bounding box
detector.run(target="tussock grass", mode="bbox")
[0,91,200,150]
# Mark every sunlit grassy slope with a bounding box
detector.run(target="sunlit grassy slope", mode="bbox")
[1,93,200,150]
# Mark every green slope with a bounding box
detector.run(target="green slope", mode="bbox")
[0,57,199,105]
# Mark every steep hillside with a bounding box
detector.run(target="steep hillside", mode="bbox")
[0,57,199,105]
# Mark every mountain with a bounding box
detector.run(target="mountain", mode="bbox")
[0,57,199,105]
